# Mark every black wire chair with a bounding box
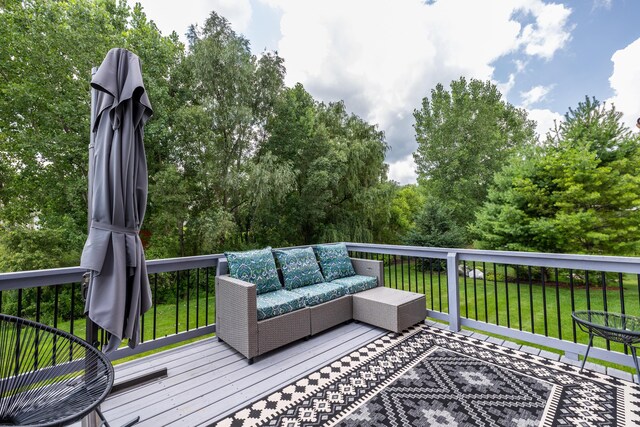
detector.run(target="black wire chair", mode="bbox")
[0,314,119,426]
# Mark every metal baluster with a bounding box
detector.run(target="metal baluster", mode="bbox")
[206,267,210,325]
[400,256,405,290]
[53,285,59,365]
[394,255,398,289]
[555,269,561,340]
[153,273,158,340]
[472,261,478,321]
[429,258,434,310]
[415,257,419,294]
[438,261,442,312]
[493,263,498,325]
[70,283,75,336]
[70,283,75,360]
[407,256,411,292]
[35,286,42,369]
[463,261,468,318]
[17,288,23,318]
[542,268,548,337]
[570,269,577,343]
[186,269,190,332]
[175,271,180,335]
[619,273,627,354]
[528,266,534,334]
[482,262,488,323]
[601,272,609,350]
[516,266,522,331]
[585,270,591,311]
[196,268,200,329]
[504,265,510,329]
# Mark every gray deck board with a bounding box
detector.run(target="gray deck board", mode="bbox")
[101,322,386,426]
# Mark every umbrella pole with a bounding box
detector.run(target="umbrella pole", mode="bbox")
[83,66,101,427]
[85,68,100,350]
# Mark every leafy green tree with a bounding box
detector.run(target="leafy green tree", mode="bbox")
[158,12,292,254]
[0,0,183,270]
[404,199,466,249]
[472,97,640,255]
[256,84,390,245]
[413,77,536,235]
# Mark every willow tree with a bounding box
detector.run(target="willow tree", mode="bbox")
[256,84,390,245]
[159,11,293,254]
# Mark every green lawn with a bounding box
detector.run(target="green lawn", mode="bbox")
[381,258,639,373]
[53,295,217,364]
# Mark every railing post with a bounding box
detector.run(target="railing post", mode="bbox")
[447,252,461,332]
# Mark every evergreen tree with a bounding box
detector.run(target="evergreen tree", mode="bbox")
[472,97,640,255]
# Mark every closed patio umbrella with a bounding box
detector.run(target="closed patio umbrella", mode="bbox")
[81,48,153,353]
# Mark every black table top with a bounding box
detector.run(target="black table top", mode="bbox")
[572,310,640,337]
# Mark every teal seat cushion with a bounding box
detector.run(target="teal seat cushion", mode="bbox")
[225,247,281,295]
[274,247,325,290]
[331,275,377,294]
[314,243,356,281]
[256,289,306,321]
[291,282,347,307]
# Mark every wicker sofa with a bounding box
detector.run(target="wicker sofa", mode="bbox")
[215,256,384,363]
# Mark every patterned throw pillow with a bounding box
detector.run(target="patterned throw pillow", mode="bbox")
[314,243,356,281]
[225,247,281,295]
[274,247,325,290]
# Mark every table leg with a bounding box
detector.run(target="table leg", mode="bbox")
[580,334,593,373]
[630,346,640,384]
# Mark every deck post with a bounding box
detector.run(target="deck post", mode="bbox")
[447,252,461,332]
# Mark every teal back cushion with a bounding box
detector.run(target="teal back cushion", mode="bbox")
[274,247,325,290]
[314,243,356,281]
[225,247,281,295]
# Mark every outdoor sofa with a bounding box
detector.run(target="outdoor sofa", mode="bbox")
[216,243,426,363]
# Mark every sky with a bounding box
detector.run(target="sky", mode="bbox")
[129,0,640,184]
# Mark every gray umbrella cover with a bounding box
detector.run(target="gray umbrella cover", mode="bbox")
[81,48,153,353]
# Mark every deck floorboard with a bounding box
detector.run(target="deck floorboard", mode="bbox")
[101,321,386,426]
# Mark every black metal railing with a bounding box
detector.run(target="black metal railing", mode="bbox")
[347,243,640,370]
[2,244,640,370]
[0,255,221,361]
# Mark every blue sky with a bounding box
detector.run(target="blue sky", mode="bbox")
[133,0,640,184]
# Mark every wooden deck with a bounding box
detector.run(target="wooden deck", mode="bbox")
[99,321,386,426]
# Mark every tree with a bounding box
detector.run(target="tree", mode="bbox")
[472,97,640,255]
[0,0,184,271]
[413,77,536,234]
[156,12,292,255]
[404,199,466,249]
[255,84,390,245]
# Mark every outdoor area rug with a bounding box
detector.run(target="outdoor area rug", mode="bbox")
[216,323,640,426]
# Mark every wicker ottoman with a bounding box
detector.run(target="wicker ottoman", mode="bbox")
[352,287,426,333]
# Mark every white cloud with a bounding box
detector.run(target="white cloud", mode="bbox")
[527,108,563,139]
[607,37,640,131]
[208,0,252,32]
[261,0,573,175]
[520,84,554,108]
[518,2,573,60]
[387,155,418,185]
[497,73,517,98]
[592,0,612,11]
[130,0,252,44]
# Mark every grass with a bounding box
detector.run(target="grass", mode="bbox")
[382,258,639,373]
[52,295,217,365]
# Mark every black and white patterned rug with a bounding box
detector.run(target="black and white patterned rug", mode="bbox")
[215,324,640,426]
